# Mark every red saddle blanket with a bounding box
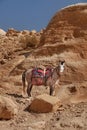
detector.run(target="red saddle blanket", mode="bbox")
[31,67,52,85]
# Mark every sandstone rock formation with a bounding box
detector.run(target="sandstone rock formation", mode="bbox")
[40,3,87,45]
[0,95,18,120]
[0,28,40,71]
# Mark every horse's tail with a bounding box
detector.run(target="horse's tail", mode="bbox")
[22,70,27,97]
[22,70,26,88]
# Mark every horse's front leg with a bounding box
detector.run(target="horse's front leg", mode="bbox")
[49,85,54,96]
[27,83,32,97]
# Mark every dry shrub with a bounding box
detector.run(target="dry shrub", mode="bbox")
[19,34,40,49]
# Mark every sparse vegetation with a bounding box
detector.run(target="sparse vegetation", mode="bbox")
[19,34,40,49]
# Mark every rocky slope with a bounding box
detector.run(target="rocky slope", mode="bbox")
[0,3,87,130]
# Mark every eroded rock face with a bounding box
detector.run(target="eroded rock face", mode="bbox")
[37,4,87,59]
[40,3,87,45]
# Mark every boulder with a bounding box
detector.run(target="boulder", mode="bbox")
[29,94,61,113]
[0,95,18,120]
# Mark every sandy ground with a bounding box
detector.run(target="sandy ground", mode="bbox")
[0,78,87,130]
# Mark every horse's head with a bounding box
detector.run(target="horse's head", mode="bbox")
[59,60,65,73]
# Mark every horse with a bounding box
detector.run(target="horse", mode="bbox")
[22,60,65,97]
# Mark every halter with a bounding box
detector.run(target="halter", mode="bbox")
[59,60,65,72]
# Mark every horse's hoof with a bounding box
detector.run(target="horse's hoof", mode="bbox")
[25,97,34,104]
[26,97,33,100]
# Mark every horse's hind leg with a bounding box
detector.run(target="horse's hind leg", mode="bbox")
[22,81,27,98]
[27,83,32,97]
[50,85,54,96]
[22,85,27,98]
[22,71,28,97]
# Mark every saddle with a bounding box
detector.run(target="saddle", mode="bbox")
[32,67,52,85]
[32,67,52,78]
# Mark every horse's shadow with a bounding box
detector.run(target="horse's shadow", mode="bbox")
[6,93,22,98]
